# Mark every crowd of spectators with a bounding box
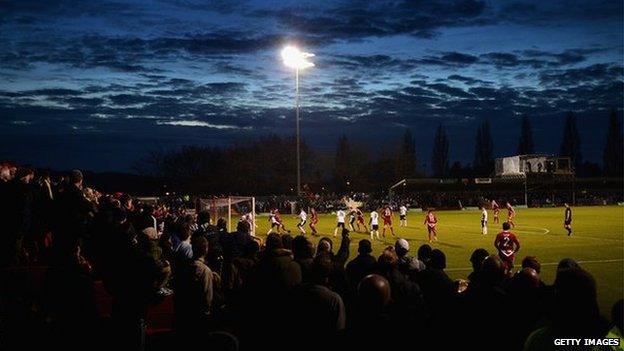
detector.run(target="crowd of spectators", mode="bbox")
[1,163,622,351]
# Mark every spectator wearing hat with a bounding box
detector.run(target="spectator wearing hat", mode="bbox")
[395,238,426,280]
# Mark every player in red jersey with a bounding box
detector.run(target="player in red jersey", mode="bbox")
[381,205,395,238]
[506,202,516,228]
[355,208,368,232]
[274,209,289,234]
[494,222,520,273]
[309,207,319,236]
[424,210,438,242]
[491,199,500,224]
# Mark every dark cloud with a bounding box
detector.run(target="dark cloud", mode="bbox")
[418,52,480,67]
[426,83,474,98]
[256,0,490,42]
[447,74,493,85]
[539,64,623,86]
[499,0,623,25]
[0,0,622,171]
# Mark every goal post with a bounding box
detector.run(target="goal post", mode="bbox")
[195,196,256,235]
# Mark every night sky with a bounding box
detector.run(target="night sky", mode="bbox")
[1,0,622,172]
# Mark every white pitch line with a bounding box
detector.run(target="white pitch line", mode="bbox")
[439,223,550,235]
[446,258,624,272]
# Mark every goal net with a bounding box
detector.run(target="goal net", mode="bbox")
[195,196,256,235]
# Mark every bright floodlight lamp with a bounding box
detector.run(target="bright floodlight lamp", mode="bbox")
[281,45,314,195]
[281,46,315,70]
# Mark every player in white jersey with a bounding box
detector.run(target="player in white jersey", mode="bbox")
[334,208,346,237]
[267,209,280,235]
[480,206,488,235]
[296,209,307,234]
[399,205,408,227]
[243,211,256,236]
[369,210,380,240]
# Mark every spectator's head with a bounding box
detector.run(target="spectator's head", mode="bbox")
[265,233,283,251]
[469,248,489,272]
[317,237,333,255]
[142,227,158,241]
[429,249,446,270]
[179,223,193,241]
[292,235,314,260]
[281,234,293,251]
[395,238,410,258]
[553,268,599,325]
[481,255,505,286]
[192,236,208,260]
[557,258,579,272]
[358,239,373,255]
[522,256,541,274]
[502,222,511,231]
[244,240,260,259]
[120,194,133,210]
[236,219,250,234]
[510,267,540,293]
[197,210,211,225]
[612,299,624,334]
[184,214,195,225]
[0,162,12,182]
[417,244,432,263]
[70,169,83,186]
[357,274,391,314]
[378,247,398,270]
[16,167,35,183]
[309,253,333,285]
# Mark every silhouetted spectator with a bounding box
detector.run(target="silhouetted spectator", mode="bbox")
[55,170,95,248]
[507,268,544,351]
[461,255,510,351]
[291,253,346,336]
[348,274,393,349]
[417,244,433,266]
[43,240,97,349]
[395,238,425,279]
[281,233,293,251]
[376,247,427,331]
[292,235,314,282]
[174,236,216,339]
[605,299,623,346]
[346,239,377,293]
[172,223,193,267]
[467,248,489,283]
[524,268,609,351]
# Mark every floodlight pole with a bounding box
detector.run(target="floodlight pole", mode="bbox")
[296,68,301,195]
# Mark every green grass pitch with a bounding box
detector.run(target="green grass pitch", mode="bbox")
[254,206,624,316]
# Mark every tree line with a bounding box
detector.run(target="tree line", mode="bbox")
[136,110,623,194]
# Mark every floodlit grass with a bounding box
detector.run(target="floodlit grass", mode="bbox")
[254,206,624,316]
